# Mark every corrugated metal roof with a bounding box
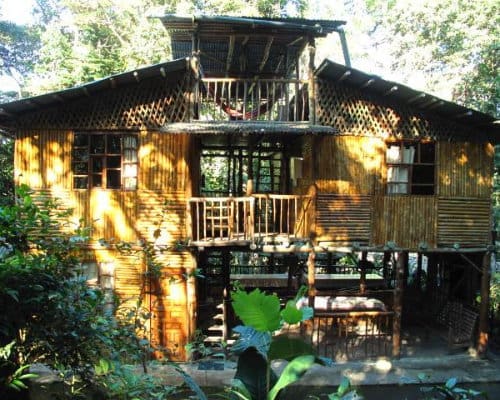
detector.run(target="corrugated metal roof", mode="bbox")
[315,59,500,137]
[160,121,335,146]
[160,120,336,134]
[160,15,346,78]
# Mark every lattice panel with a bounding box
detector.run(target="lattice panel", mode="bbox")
[16,72,193,130]
[316,79,477,141]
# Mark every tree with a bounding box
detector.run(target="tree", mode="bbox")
[362,0,498,116]
[0,137,13,206]
[0,21,40,99]
[23,0,309,94]
[24,0,174,94]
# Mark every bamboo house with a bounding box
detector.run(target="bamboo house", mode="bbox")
[0,15,499,361]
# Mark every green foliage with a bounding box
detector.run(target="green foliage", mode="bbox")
[0,185,202,399]
[0,341,38,394]
[0,21,40,99]
[420,377,487,400]
[229,286,319,400]
[0,137,13,206]
[326,377,363,400]
[363,0,498,117]
[94,359,179,400]
[232,288,282,332]
[266,354,315,400]
[26,0,172,94]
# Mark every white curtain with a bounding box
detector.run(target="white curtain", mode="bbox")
[387,145,415,194]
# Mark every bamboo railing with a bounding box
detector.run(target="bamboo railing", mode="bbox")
[196,78,309,122]
[187,194,312,243]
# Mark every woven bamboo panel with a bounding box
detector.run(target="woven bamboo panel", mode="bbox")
[30,188,83,239]
[15,72,193,130]
[371,196,436,249]
[438,142,494,198]
[135,190,188,243]
[139,132,193,192]
[317,79,478,140]
[314,136,384,195]
[437,197,491,247]
[315,194,372,244]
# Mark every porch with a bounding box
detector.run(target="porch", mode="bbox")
[187,194,313,245]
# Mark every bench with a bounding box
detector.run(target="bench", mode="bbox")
[436,301,479,350]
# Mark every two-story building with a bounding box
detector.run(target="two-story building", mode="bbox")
[0,15,498,361]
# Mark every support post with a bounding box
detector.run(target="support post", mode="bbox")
[392,251,406,358]
[382,251,391,281]
[359,251,367,295]
[337,27,351,67]
[416,252,423,292]
[222,249,231,341]
[478,250,492,357]
[307,247,316,308]
[307,36,316,125]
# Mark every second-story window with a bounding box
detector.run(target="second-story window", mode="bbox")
[72,132,138,190]
[386,140,435,195]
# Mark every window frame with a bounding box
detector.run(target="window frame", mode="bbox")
[72,132,138,190]
[385,140,436,195]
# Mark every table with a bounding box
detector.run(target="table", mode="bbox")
[231,273,297,288]
[297,296,387,312]
[313,273,386,289]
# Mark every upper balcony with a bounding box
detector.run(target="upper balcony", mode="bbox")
[195,78,309,123]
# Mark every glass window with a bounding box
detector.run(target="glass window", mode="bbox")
[72,132,138,190]
[386,141,435,195]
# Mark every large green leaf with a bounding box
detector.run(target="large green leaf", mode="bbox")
[234,347,277,400]
[268,335,316,361]
[232,289,281,332]
[267,355,316,400]
[231,325,271,358]
[280,301,303,325]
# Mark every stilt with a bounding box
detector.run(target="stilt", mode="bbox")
[359,251,368,294]
[307,247,316,308]
[222,249,231,341]
[392,251,406,358]
[478,251,492,357]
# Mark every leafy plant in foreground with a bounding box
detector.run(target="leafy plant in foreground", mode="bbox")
[419,376,488,400]
[228,285,324,400]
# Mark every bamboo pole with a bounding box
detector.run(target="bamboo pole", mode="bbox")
[307,246,316,307]
[477,250,492,357]
[360,251,367,295]
[392,251,406,358]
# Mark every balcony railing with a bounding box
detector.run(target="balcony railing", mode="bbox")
[187,194,313,244]
[196,78,309,122]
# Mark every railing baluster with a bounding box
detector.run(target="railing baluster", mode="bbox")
[269,81,273,121]
[243,81,247,119]
[188,194,311,243]
[199,78,308,122]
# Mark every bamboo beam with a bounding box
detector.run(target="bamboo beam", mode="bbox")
[258,36,274,73]
[226,35,235,73]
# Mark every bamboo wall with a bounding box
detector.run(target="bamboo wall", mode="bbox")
[15,129,196,360]
[438,141,494,197]
[302,135,493,250]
